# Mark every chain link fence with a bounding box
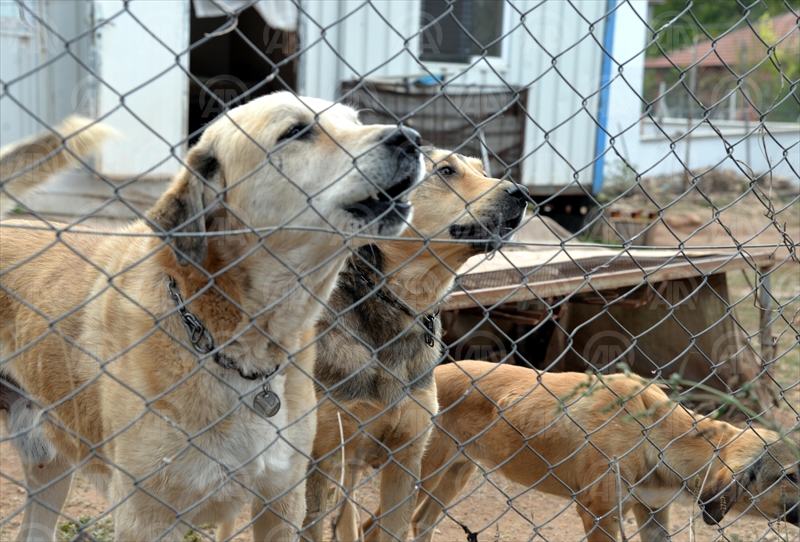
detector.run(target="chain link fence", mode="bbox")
[1,0,798,541]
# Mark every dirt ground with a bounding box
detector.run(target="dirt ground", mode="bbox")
[1,189,798,542]
[1,432,798,542]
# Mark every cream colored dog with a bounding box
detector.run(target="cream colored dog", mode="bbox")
[0,92,424,541]
[399,361,800,542]
[218,148,529,542]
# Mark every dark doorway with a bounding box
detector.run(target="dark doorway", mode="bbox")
[188,4,297,143]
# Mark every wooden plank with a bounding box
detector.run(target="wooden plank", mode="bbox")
[445,252,774,310]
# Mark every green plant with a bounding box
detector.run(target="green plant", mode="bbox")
[599,160,638,203]
[666,376,800,458]
[647,0,798,57]
[754,11,800,123]
[58,515,114,542]
[57,517,209,542]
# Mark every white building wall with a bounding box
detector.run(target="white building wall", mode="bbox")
[0,14,43,148]
[94,0,190,178]
[300,0,424,100]
[512,0,606,190]
[299,0,608,190]
[602,0,649,180]
[0,0,190,178]
[9,1,761,187]
[0,1,92,147]
[635,119,799,180]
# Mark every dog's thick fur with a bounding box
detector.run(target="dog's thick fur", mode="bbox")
[298,149,528,542]
[1,116,114,466]
[0,93,425,541]
[400,361,800,542]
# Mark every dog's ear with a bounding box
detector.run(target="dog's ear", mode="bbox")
[147,145,222,266]
[699,475,738,525]
[700,459,760,525]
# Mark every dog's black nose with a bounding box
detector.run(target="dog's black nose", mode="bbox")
[505,183,529,207]
[383,126,422,150]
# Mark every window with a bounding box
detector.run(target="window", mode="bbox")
[420,0,505,63]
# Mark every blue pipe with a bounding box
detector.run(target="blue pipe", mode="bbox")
[591,0,617,195]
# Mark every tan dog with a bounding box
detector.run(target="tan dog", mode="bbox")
[396,361,799,541]
[0,93,425,541]
[298,149,529,542]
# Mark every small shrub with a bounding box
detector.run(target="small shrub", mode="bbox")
[58,515,114,542]
[58,516,204,541]
[599,160,639,203]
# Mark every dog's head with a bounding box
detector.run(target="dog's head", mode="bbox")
[700,431,800,527]
[366,148,528,308]
[147,92,424,266]
[399,147,528,263]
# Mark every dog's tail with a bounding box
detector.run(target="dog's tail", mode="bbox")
[0,116,115,217]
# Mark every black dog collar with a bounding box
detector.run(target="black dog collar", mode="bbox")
[166,276,277,381]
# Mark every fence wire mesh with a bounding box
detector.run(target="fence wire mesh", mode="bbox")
[0,0,798,541]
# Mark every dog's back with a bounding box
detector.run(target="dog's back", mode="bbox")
[1,116,114,389]
[416,361,799,542]
[0,116,115,326]
[430,360,681,491]
[0,116,113,488]
[412,361,697,541]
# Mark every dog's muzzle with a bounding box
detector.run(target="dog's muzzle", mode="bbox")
[450,183,529,243]
[343,126,423,224]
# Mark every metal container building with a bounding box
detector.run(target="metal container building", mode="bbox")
[1,0,650,218]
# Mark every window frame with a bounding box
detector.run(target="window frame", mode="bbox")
[417,0,512,73]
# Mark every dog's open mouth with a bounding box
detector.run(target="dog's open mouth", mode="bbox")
[343,175,415,220]
[450,208,525,243]
[495,224,519,238]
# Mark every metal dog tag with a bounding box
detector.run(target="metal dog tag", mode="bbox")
[253,384,281,418]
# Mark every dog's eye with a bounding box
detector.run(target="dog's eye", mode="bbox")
[278,123,308,142]
[789,472,799,484]
[438,166,455,176]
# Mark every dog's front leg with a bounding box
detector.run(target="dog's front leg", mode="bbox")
[331,461,363,542]
[366,393,435,542]
[109,472,188,542]
[576,494,622,542]
[365,446,424,542]
[632,503,671,542]
[302,465,330,541]
[410,458,476,542]
[15,454,73,542]
[251,480,307,542]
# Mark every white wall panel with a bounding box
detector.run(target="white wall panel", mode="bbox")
[94,0,189,177]
[0,15,42,148]
[301,0,422,101]
[516,0,605,189]
[0,1,91,147]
